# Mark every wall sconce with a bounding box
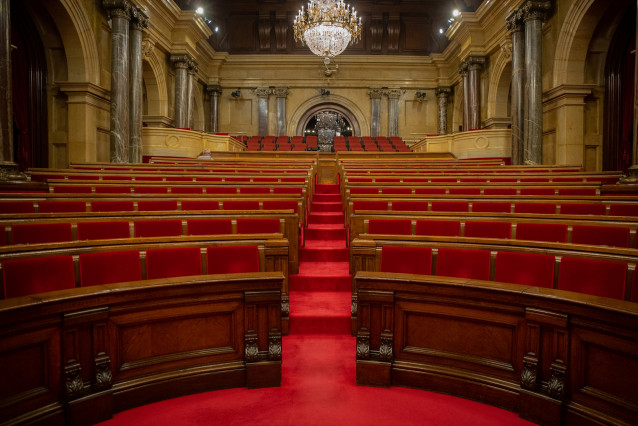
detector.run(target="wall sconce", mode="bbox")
[416,90,426,102]
[320,88,330,96]
[231,88,241,98]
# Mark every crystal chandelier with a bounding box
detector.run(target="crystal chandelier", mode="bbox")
[293,0,362,62]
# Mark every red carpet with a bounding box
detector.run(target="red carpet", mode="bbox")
[98,184,534,426]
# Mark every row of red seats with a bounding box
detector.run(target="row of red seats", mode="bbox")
[47,185,304,194]
[379,246,638,302]
[2,245,259,299]
[346,175,617,182]
[350,186,598,196]
[34,175,308,182]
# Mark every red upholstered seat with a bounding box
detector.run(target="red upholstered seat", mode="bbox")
[166,176,192,182]
[146,247,202,279]
[171,186,203,194]
[39,201,86,213]
[136,176,163,182]
[95,186,130,194]
[449,187,481,195]
[376,178,400,183]
[558,188,597,196]
[206,187,237,194]
[558,256,626,300]
[464,221,511,239]
[273,187,303,195]
[431,178,457,183]
[349,178,373,183]
[380,246,432,274]
[79,250,141,286]
[368,219,412,235]
[134,186,168,194]
[187,219,233,235]
[196,177,223,182]
[560,203,606,216]
[403,178,429,183]
[520,178,550,183]
[495,251,554,288]
[353,200,389,213]
[281,177,306,183]
[91,201,135,212]
[0,201,34,213]
[68,175,98,180]
[490,178,517,183]
[2,255,76,298]
[520,188,555,196]
[414,188,446,195]
[263,200,298,213]
[484,188,517,196]
[381,187,412,195]
[514,203,557,214]
[553,177,583,182]
[350,188,379,195]
[460,178,487,183]
[12,223,73,245]
[609,204,638,217]
[134,220,183,238]
[226,177,250,182]
[239,187,271,194]
[52,185,92,193]
[77,221,130,240]
[415,220,460,237]
[516,223,568,243]
[137,200,178,211]
[207,245,260,274]
[431,201,469,212]
[391,201,429,211]
[436,248,491,280]
[102,175,132,181]
[237,218,280,234]
[472,202,511,213]
[181,200,219,211]
[571,225,630,248]
[223,200,260,210]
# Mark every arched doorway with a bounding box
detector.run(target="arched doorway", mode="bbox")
[295,102,361,137]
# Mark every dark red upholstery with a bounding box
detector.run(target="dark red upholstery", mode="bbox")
[187,219,233,235]
[449,188,481,195]
[263,200,298,213]
[171,186,203,194]
[239,187,271,194]
[77,221,130,240]
[349,178,373,183]
[381,187,412,195]
[225,177,250,183]
[494,251,554,288]
[571,225,630,248]
[136,176,163,182]
[609,204,638,217]
[166,176,192,182]
[2,255,75,298]
[558,188,597,196]
[196,177,223,182]
[520,178,549,183]
[489,178,517,183]
[484,188,517,196]
[558,256,626,300]
[137,200,178,211]
[472,202,511,213]
[368,219,412,235]
[415,220,460,237]
[0,201,34,213]
[146,247,202,279]
[52,185,92,194]
[431,178,457,183]
[134,220,183,238]
[223,200,260,210]
[464,221,511,239]
[236,218,280,234]
[560,203,606,216]
[353,200,389,213]
[281,177,305,183]
[514,203,557,214]
[79,250,141,286]
[350,188,379,195]
[207,245,259,274]
[553,177,582,182]
[414,188,446,195]
[253,178,278,183]
[181,200,219,211]
[206,187,237,194]
[134,186,168,194]
[91,201,135,212]
[102,176,132,181]
[273,187,303,195]
[436,248,491,280]
[431,201,469,212]
[520,188,555,196]
[380,246,432,274]
[39,201,86,213]
[391,201,429,212]
[95,186,130,194]
[376,178,400,183]
[516,223,568,243]
[12,223,73,244]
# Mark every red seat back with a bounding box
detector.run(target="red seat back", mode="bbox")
[207,245,259,274]
[560,203,606,216]
[472,202,511,213]
[392,201,429,212]
[431,201,469,212]
[350,188,379,195]
[181,200,220,211]
[609,204,638,217]
[171,186,203,194]
[137,200,178,211]
[368,219,412,235]
[95,186,130,194]
[415,220,460,237]
[449,187,481,195]
[353,200,388,213]
[520,188,555,196]
[91,201,135,212]
[483,188,517,196]
[146,247,202,279]
[52,185,92,194]
[134,220,183,238]
[571,225,630,248]
[514,203,557,214]
[223,200,260,210]
[12,223,73,245]
[273,187,303,195]
[77,221,130,240]
[239,187,270,194]
[558,188,597,196]
[79,250,141,286]
[236,218,280,234]
[187,219,233,235]
[39,201,86,213]
[380,246,432,274]
[436,248,491,280]
[516,223,568,243]
[558,257,626,300]
[134,186,168,194]
[414,188,446,195]
[263,200,298,213]
[0,201,34,213]
[2,255,75,298]
[464,221,511,239]
[495,251,554,288]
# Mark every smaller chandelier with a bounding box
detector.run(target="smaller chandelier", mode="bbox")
[293,1,362,61]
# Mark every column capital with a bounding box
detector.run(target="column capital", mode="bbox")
[254,87,271,98]
[206,85,222,95]
[458,62,469,77]
[368,88,384,99]
[435,87,452,97]
[102,0,131,20]
[141,37,155,59]
[273,87,290,98]
[506,8,525,33]
[466,56,486,71]
[522,1,552,22]
[170,54,192,69]
[129,6,149,31]
[385,89,403,99]
[187,60,198,75]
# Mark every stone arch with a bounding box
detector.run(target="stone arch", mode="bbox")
[142,50,168,118]
[452,82,463,133]
[487,50,512,119]
[290,94,369,136]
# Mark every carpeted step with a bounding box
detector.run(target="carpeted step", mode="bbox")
[301,245,348,262]
[289,291,351,334]
[315,184,340,194]
[313,193,342,203]
[305,224,346,240]
[311,202,343,213]
[308,212,344,225]
[289,262,351,291]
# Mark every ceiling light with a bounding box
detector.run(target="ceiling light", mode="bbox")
[452,9,460,17]
[196,7,204,15]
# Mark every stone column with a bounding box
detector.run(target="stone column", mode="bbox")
[523,1,551,165]
[0,0,11,164]
[369,88,383,137]
[103,0,131,163]
[386,89,402,137]
[436,87,452,135]
[254,87,271,135]
[186,61,197,129]
[459,63,470,131]
[206,85,222,133]
[170,54,190,129]
[467,56,486,130]
[507,8,526,165]
[633,0,638,169]
[128,6,148,163]
[273,87,289,136]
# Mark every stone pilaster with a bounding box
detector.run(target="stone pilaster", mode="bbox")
[523,1,551,165]
[369,88,383,137]
[0,0,12,164]
[186,60,198,129]
[170,54,190,129]
[128,6,148,163]
[254,87,271,136]
[507,8,526,165]
[206,85,222,134]
[103,0,131,163]
[386,89,402,137]
[459,63,470,131]
[436,87,452,135]
[467,56,486,130]
[273,87,289,136]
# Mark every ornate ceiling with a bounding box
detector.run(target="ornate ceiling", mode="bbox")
[174,0,485,56]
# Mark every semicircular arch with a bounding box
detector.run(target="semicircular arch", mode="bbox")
[143,50,168,118]
[290,94,369,136]
[487,50,512,118]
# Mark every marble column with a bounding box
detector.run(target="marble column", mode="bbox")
[633,0,638,168]
[254,87,271,135]
[507,8,526,165]
[128,6,148,163]
[523,1,551,165]
[0,0,12,164]
[386,89,402,137]
[467,56,486,130]
[273,87,289,136]
[206,85,222,134]
[186,61,197,129]
[170,54,190,129]
[459,63,470,131]
[436,87,452,135]
[369,88,383,137]
[103,0,131,163]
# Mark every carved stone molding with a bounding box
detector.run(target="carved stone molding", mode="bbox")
[387,17,400,52]
[522,1,552,23]
[356,333,370,360]
[244,334,259,362]
[368,88,384,99]
[206,85,222,96]
[129,6,149,31]
[65,362,85,400]
[254,87,271,98]
[370,16,383,52]
[435,86,452,98]
[466,56,487,71]
[273,87,289,98]
[385,89,403,99]
[281,294,289,317]
[275,18,287,51]
[258,15,271,50]
[547,361,566,399]
[268,333,282,361]
[500,40,513,61]
[187,60,198,75]
[94,354,113,391]
[170,54,191,69]
[506,8,525,33]
[102,0,131,20]
[351,296,358,316]
[379,334,393,362]
[0,161,28,181]
[141,37,155,59]
[521,354,538,390]
[458,62,469,77]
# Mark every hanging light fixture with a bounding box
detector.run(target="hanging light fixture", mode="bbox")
[293,1,362,63]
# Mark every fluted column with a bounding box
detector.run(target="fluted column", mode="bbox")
[170,54,190,129]
[186,61,197,129]
[507,9,526,165]
[103,0,130,163]
[254,87,271,135]
[386,89,402,137]
[0,0,12,164]
[459,63,470,131]
[369,88,383,137]
[128,6,148,163]
[273,87,289,136]
[436,87,452,135]
[467,56,486,130]
[523,1,551,165]
[206,85,221,133]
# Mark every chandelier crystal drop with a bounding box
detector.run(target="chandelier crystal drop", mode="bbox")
[293,0,362,60]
